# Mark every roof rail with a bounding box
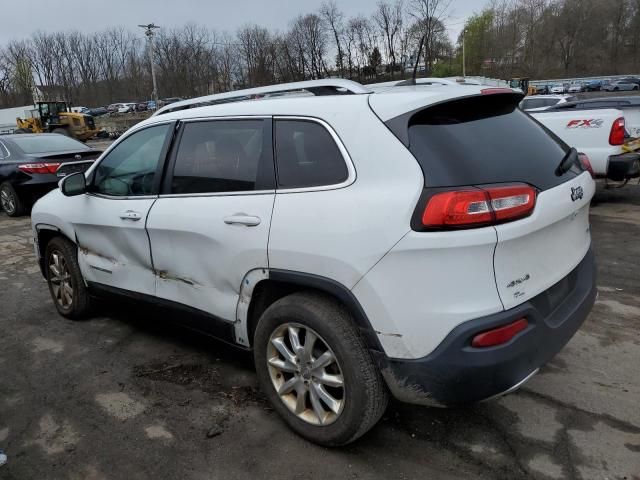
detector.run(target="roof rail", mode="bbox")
[153,79,371,116]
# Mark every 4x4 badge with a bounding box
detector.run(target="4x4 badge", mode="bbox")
[571,186,584,202]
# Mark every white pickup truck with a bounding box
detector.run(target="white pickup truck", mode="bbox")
[530,97,640,182]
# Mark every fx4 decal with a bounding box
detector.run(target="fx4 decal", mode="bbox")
[566,119,604,129]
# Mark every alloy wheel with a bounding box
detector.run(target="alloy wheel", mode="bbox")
[267,323,345,426]
[49,250,73,309]
[0,188,15,214]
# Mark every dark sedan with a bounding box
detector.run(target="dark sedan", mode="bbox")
[0,134,101,217]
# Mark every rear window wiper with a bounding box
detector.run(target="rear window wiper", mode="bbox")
[556,147,577,176]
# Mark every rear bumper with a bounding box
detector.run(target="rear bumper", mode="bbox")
[607,152,640,181]
[374,247,596,407]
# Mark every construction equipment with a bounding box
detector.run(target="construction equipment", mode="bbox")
[15,102,99,141]
[509,77,536,95]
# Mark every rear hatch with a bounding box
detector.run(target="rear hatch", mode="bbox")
[373,91,594,310]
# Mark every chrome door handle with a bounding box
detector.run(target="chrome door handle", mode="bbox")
[120,210,142,221]
[224,214,261,227]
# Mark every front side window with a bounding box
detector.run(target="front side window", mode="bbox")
[274,120,348,189]
[171,119,272,194]
[92,123,170,196]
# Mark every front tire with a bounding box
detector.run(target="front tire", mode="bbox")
[52,128,70,136]
[45,236,91,319]
[254,292,388,446]
[0,182,25,217]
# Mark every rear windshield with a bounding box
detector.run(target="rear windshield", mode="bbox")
[404,95,579,191]
[10,135,89,154]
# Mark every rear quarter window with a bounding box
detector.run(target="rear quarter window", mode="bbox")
[274,119,348,189]
[401,94,579,191]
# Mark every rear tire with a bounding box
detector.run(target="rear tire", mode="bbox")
[253,292,388,446]
[0,182,25,217]
[45,236,91,320]
[52,128,70,136]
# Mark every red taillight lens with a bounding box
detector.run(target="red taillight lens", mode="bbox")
[471,318,529,348]
[609,117,625,146]
[422,184,536,229]
[422,189,492,227]
[578,153,595,178]
[18,163,61,174]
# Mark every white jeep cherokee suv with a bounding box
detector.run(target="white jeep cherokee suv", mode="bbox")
[31,79,597,446]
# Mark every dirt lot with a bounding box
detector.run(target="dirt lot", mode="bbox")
[0,184,639,480]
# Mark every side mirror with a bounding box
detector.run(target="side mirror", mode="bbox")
[60,172,87,196]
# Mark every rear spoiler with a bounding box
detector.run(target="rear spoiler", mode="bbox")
[384,91,524,147]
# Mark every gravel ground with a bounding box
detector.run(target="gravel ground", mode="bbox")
[0,183,639,480]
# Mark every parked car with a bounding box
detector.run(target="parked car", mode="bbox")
[621,77,640,87]
[532,103,640,181]
[88,106,108,117]
[158,97,182,108]
[117,103,137,114]
[584,80,603,91]
[603,79,640,92]
[535,84,551,95]
[106,103,122,114]
[568,82,584,93]
[0,134,101,217]
[136,102,148,112]
[31,79,597,446]
[519,94,577,112]
[146,100,157,110]
[547,95,640,141]
[550,83,566,94]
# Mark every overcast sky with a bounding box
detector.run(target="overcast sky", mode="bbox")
[1,0,488,46]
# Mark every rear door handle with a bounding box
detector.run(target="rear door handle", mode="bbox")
[224,214,261,227]
[120,210,142,221]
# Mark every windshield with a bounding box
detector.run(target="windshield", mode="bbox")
[11,135,90,154]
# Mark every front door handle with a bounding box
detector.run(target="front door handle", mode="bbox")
[120,210,142,221]
[224,214,261,227]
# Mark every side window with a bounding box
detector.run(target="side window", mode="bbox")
[171,119,273,194]
[0,142,7,160]
[92,124,170,196]
[275,120,348,189]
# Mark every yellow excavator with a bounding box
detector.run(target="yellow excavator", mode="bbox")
[15,101,99,141]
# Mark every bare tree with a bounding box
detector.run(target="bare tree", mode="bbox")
[408,0,452,77]
[320,1,346,76]
[374,1,404,79]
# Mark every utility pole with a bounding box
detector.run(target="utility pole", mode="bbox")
[138,23,160,107]
[462,29,466,78]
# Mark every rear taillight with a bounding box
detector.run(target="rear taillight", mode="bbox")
[578,153,595,178]
[421,184,536,229]
[18,163,61,174]
[471,318,529,348]
[609,117,625,146]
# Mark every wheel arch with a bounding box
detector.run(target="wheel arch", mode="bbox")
[35,224,75,278]
[239,269,383,353]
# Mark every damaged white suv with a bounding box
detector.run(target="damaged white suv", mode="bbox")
[31,79,597,446]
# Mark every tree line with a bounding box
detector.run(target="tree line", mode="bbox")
[462,0,640,80]
[0,0,639,109]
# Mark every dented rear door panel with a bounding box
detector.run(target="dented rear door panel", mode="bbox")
[146,193,274,322]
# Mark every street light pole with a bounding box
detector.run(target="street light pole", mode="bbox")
[462,29,466,78]
[138,23,160,107]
